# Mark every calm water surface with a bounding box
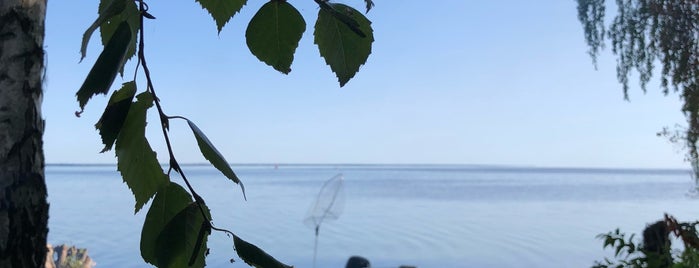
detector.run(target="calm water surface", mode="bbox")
[46,164,699,267]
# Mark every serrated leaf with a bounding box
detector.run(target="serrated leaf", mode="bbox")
[141,182,192,265]
[155,202,211,268]
[76,21,132,112]
[98,0,140,71]
[316,2,366,37]
[196,0,247,33]
[314,3,374,87]
[186,119,246,199]
[245,1,306,74]
[95,81,136,153]
[115,92,169,212]
[364,0,375,13]
[233,234,292,268]
[81,0,127,61]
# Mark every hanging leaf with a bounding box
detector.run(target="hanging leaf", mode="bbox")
[196,0,247,33]
[315,1,366,37]
[80,0,127,61]
[233,234,292,268]
[185,119,246,199]
[246,1,306,74]
[364,0,375,13]
[98,0,140,69]
[141,182,192,265]
[155,202,211,268]
[189,221,210,266]
[95,81,136,153]
[314,3,374,87]
[115,92,169,212]
[76,21,132,112]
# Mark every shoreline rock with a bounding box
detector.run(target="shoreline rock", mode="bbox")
[45,244,96,268]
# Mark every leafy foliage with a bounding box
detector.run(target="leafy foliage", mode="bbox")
[246,1,306,74]
[593,214,699,268]
[233,234,292,268]
[155,202,211,268]
[98,0,140,72]
[185,119,246,199]
[314,3,374,86]
[141,182,193,265]
[593,229,645,268]
[115,92,169,212]
[76,0,376,267]
[196,0,247,33]
[95,81,136,152]
[80,0,126,61]
[76,21,132,112]
[576,0,699,182]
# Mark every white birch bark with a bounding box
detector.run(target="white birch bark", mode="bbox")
[0,0,48,266]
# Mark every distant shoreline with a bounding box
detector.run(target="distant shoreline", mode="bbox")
[45,163,692,174]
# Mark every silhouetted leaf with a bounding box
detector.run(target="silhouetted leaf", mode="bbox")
[142,11,156,19]
[233,234,292,268]
[196,0,247,33]
[189,221,210,266]
[95,81,136,152]
[76,21,132,112]
[141,182,192,265]
[316,2,366,37]
[81,0,126,61]
[364,0,374,13]
[98,0,140,70]
[314,3,373,87]
[603,236,613,248]
[185,119,246,199]
[155,202,211,268]
[115,92,169,212]
[246,1,306,74]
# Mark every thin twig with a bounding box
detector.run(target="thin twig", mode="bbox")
[135,0,232,235]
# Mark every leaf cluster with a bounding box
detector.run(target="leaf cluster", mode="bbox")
[75,0,376,267]
[592,215,699,268]
[593,229,646,268]
[241,0,374,86]
[576,0,699,181]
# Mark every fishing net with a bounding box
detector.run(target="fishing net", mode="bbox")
[304,173,345,230]
[303,173,345,268]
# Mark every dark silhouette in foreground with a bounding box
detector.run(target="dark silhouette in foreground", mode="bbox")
[345,256,370,268]
[642,221,672,268]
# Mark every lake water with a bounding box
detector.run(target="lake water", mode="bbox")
[46,164,699,268]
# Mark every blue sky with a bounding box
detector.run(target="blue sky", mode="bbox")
[43,1,687,168]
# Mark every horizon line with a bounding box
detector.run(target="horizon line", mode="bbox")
[44,162,692,172]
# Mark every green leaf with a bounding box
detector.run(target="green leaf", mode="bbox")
[189,221,210,266]
[141,182,192,265]
[95,81,136,153]
[115,92,169,212]
[316,2,366,37]
[314,3,374,87]
[233,234,292,268]
[196,0,247,33]
[155,202,211,268]
[245,1,306,74]
[81,0,127,61]
[76,21,132,112]
[185,119,246,199]
[98,0,140,70]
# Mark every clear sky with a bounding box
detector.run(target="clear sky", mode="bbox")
[42,1,688,168]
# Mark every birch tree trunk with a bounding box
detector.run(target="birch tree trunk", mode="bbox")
[0,0,49,267]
